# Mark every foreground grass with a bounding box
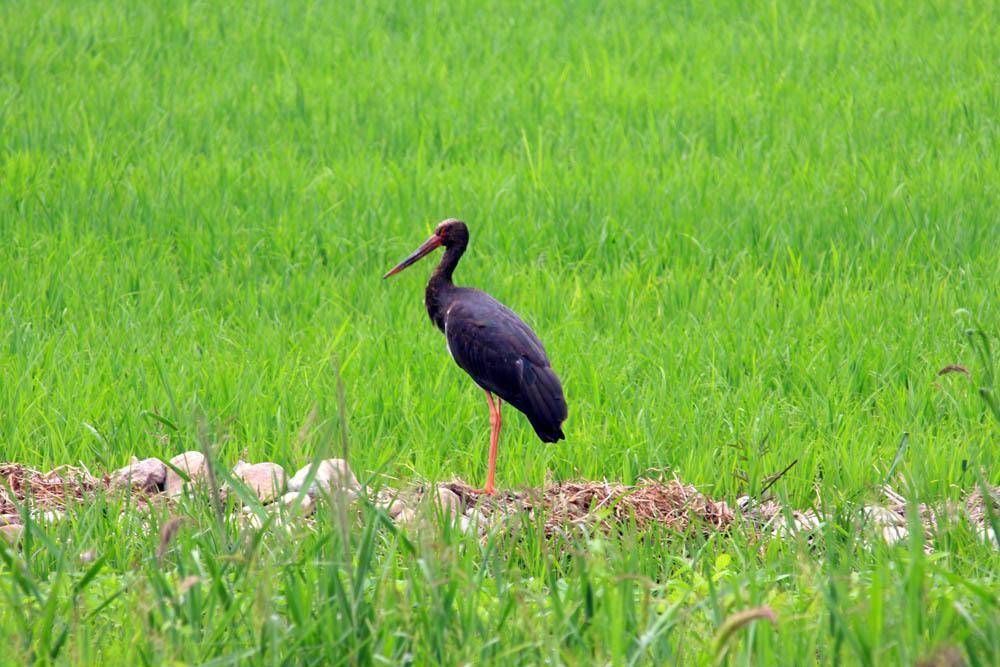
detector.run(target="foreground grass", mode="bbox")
[2,485,998,665]
[1,0,996,498]
[0,0,997,663]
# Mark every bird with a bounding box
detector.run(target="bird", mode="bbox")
[383,219,567,495]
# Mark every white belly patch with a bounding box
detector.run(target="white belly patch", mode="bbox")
[444,312,456,360]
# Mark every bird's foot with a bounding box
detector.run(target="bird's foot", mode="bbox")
[469,487,497,496]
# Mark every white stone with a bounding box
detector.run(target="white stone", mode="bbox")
[378,496,408,519]
[977,524,998,548]
[165,451,207,497]
[111,457,167,492]
[241,507,265,530]
[769,511,822,539]
[35,510,64,524]
[459,515,482,535]
[432,486,462,519]
[863,505,905,527]
[466,508,490,527]
[232,462,287,503]
[287,459,360,498]
[880,524,909,546]
[395,508,418,525]
[280,491,316,516]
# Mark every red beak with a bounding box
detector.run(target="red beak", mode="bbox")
[383,235,443,279]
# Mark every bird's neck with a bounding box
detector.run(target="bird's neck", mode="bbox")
[425,243,465,331]
[433,243,464,283]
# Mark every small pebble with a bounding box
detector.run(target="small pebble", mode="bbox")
[458,514,479,535]
[432,486,463,519]
[395,508,418,525]
[378,497,408,519]
[863,505,905,527]
[35,510,64,524]
[977,524,998,548]
[770,511,822,538]
[466,508,490,527]
[881,525,909,546]
[0,524,23,545]
[241,508,265,530]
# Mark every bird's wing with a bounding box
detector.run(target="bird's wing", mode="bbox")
[442,290,551,398]
[443,290,567,436]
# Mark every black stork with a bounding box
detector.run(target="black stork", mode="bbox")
[383,219,567,494]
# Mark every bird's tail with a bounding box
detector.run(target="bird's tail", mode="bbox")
[531,421,565,443]
[516,358,567,443]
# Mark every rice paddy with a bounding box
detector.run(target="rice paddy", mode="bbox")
[1,0,997,663]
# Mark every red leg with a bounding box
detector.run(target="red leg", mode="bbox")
[474,391,502,495]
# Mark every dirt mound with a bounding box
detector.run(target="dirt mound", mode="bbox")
[444,478,734,536]
[2,458,996,550]
[1,463,110,518]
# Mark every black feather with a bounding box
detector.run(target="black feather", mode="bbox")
[402,219,567,445]
[439,288,567,443]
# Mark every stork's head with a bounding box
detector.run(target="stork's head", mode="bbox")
[433,219,469,247]
[383,219,468,278]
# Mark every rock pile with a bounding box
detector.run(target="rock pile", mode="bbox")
[1,456,997,550]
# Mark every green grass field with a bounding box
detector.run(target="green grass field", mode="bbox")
[1,0,998,663]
